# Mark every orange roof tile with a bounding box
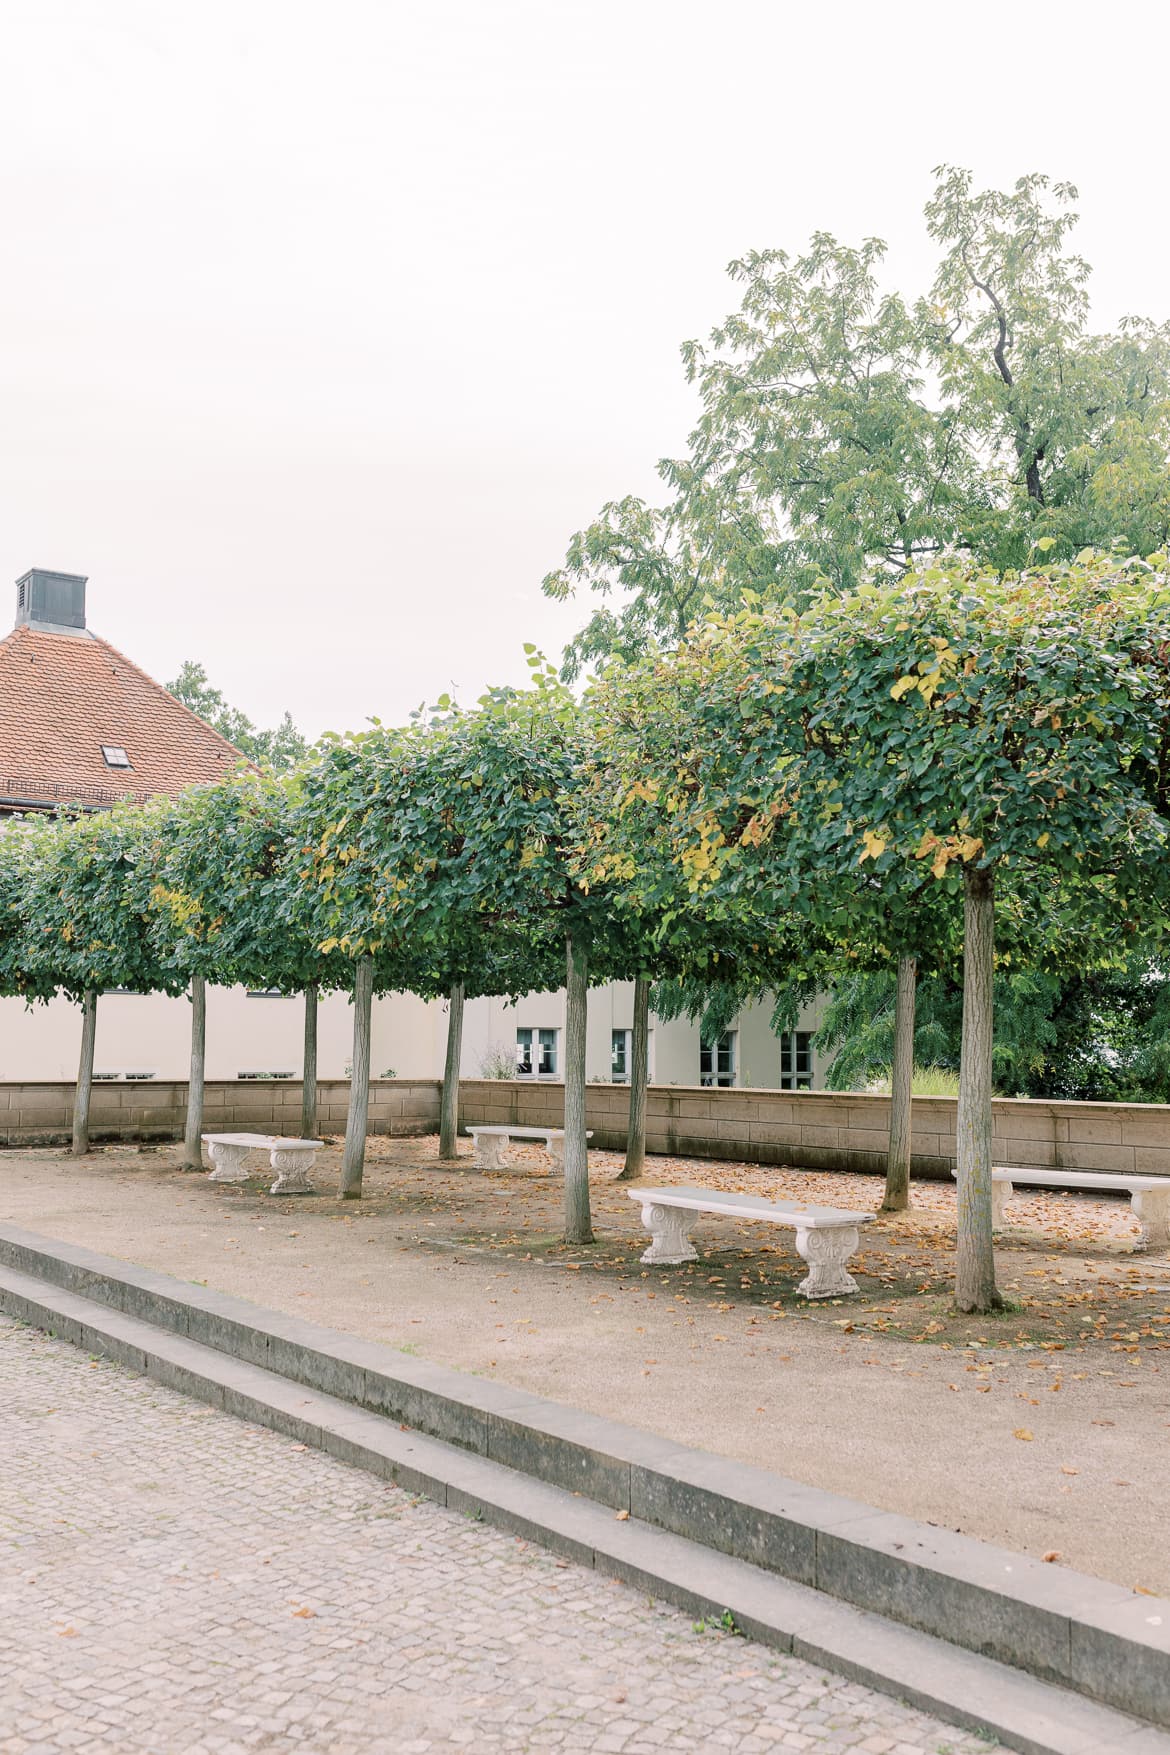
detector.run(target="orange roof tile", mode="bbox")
[0,624,247,809]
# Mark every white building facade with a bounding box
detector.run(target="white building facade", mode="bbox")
[0,981,828,1093]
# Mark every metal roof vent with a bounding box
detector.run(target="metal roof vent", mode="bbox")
[15,569,88,631]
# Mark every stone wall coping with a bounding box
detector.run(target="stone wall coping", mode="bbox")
[5,1075,1170,1119]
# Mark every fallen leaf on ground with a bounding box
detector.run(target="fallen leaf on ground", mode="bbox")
[1014,1428,1034,1441]
[615,1510,630,1521]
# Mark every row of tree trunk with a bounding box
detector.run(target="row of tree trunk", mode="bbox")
[72,954,928,1271]
[71,979,322,1162]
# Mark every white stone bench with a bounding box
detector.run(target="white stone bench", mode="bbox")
[465,1125,593,1171]
[628,1184,875,1299]
[202,1133,323,1196]
[953,1166,1170,1249]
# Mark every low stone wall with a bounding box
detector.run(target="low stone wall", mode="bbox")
[2,1076,1170,1182]
[457,1081,1170,1183]
[0,1079,440,1149]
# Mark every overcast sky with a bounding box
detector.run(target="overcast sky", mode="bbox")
[2,0,1167,740]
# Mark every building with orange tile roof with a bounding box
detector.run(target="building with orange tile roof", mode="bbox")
[0,569,244,813]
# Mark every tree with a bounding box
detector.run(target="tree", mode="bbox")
[150,770,351,1163]
[167,660,308,771]
[19,804,185,1154]
[303,673,626,1239]
[547,164,1170,1191]
[585,553,1170,1310]
[762,554,1170,1310]
[294,726,446,1198]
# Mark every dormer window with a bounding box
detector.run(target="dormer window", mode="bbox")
[101,744,131,769]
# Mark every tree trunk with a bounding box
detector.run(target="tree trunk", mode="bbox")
[616,973,650,1181]
[181,975,207,1170]
[301,981,319,1140]
[955,868,1002,1313]
[72,988,97,1157]
[340,956,373,1199]
[438,980,465,1161]
[563,928,594,1244]
[882,955,917,1212]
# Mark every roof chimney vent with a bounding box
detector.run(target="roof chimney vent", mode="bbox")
[15,569,88,632]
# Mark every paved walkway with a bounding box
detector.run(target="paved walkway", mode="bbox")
[0,1317,1004,1755]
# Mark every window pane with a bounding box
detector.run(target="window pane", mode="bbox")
[611,1029,628,1081]
[516,1028,533,1074]
[538,1028,557,1074]
[699,1041,713,1086]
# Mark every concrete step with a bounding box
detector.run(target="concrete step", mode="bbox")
[2,1255,1168,1755]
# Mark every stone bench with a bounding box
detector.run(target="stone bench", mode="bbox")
[628,1184,875,1299]
[953,1166,1170,1249]
[465,1125,593,1171]
[202,1133,323,1196]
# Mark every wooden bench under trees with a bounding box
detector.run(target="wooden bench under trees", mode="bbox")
[628,1185,875,1299]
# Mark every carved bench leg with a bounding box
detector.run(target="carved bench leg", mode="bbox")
[269,1150,316,1195]
[207,1143,252,1183]
[795,1226,860,1298]
[543,1133,564,1172]
[1132,1188,1170,1250]
[474,1134,509,1170]
[991,1180,1013,1231]
[638,1203,698,1265]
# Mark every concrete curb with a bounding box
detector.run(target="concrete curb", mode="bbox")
[1,1221,1167,1740]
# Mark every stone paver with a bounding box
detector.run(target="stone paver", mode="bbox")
[0,1315,1005,1754]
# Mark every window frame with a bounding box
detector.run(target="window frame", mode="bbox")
[779,1030,814,1090]
[516,1026,559,1079]
[699,1029,737,1088]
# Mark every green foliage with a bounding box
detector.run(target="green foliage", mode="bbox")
[167,660,308,772]
[546,167,1170,674]
[18,804,186,1001]
[148,770,350,995]
[822,960,1170,1103]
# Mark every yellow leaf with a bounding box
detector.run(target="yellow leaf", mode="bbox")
[1036,832,1050,849]
[890,674,917,701]
[1014,1428,1034,1441]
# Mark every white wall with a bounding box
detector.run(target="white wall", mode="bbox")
[459,984,828,1089]
[0,981,830,1090]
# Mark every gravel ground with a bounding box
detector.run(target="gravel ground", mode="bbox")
[2,1140,1168,1593]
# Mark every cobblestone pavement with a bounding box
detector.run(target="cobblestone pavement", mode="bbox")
[0,1317,1006,1754]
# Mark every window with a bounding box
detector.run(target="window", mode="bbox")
[100,745,131,769]
[700,1031,736,1087]
[516,1027,558,1077]
[246,988,283,998]
[780,1030,813,1090]
[93,1070,155,1081]
[610,1028,654,1083]
[237,1070,295,1080]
